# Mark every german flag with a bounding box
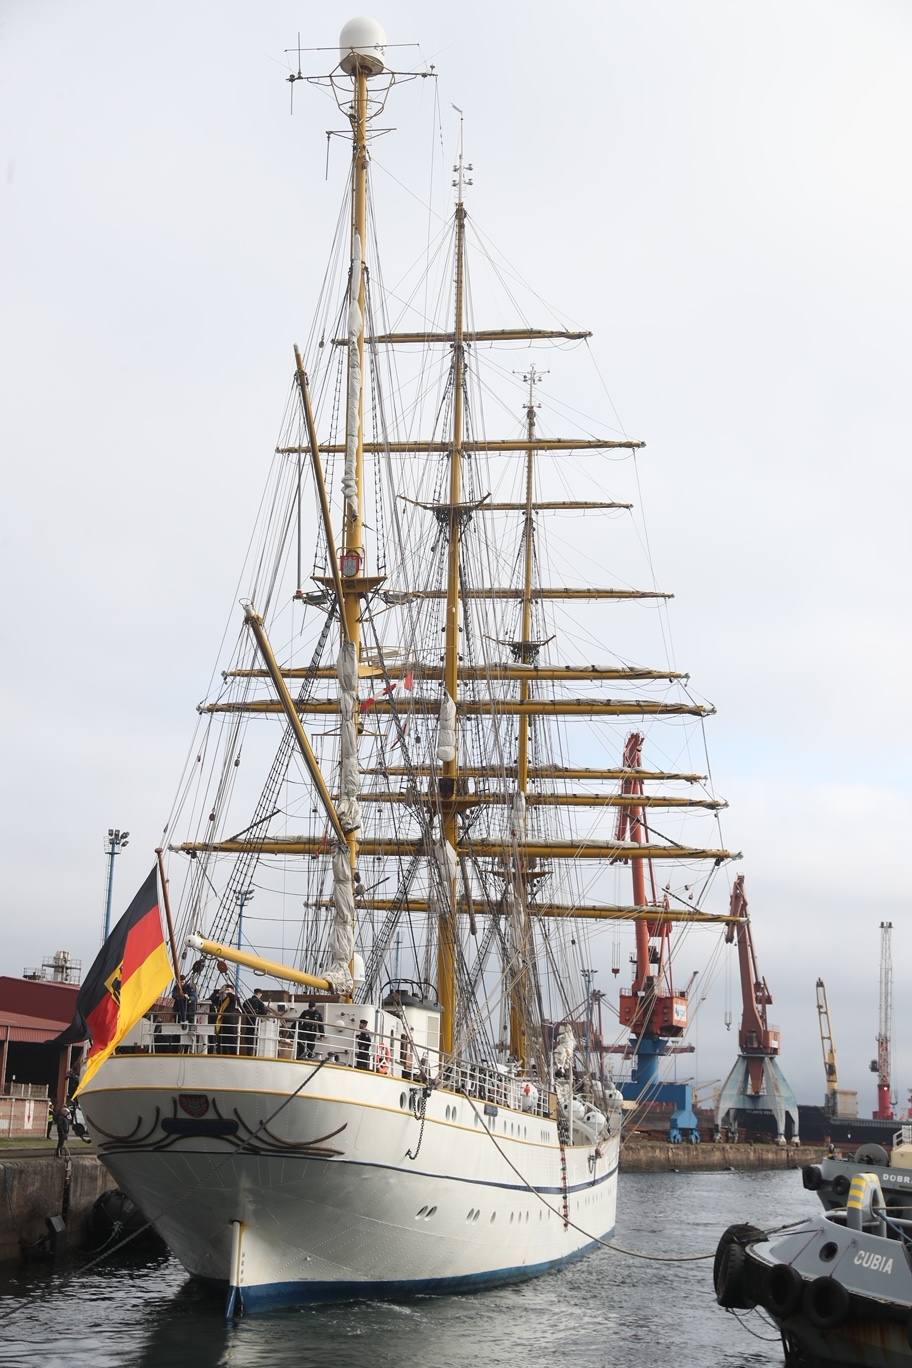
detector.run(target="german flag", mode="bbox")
[56,867,173,1093]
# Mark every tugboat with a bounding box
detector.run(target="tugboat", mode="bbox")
[715,1160,912,1366]
[803,1128,912,1220]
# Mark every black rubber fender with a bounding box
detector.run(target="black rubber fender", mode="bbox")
[830,1173,850,1199]
[803,1275,850,1330]
[802,1164,823,1191]
[713,1223,766,1309]
[764,1261,804,1319]
[853,1143,889,1167]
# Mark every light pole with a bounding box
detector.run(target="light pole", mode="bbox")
[235,888,255,994]
[102,827,130,943]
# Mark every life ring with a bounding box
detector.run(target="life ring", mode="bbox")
[764,1262,804,1319]
[803,1275,849,1330]
[377,1044,391,1075]
[801,1164,823,1191]
[713,1223,765,1309]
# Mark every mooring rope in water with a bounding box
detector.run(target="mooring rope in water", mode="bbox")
[456,1088,814,1264]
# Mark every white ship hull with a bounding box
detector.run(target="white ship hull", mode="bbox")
[80,1054,618,1311]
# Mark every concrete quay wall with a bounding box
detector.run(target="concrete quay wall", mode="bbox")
[0,1155,115,1260]
[620,1141,821,1172]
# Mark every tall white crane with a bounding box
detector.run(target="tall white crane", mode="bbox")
[870,921,894,1120]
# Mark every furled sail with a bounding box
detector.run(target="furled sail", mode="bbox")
[336,641,361,833]
[326,847,356,994]
[343,233,362,521]
[437,690,457,764]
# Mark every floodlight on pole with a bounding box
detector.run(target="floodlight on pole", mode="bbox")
[102,827,130,944]
[235,887,256,993]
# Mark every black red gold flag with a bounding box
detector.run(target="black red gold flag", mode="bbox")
[55,866,173,1092]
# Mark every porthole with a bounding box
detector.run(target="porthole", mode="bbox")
[490,1212,497,1223]
[426,1205,437,1219]
[465,1209,474,1223]
[509,1212,514,1224]
[473,1210,480,1223]
[415,1206,428,1219]
[399,1092,407,1109]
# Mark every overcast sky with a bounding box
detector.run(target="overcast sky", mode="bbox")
[2,1,910,1118]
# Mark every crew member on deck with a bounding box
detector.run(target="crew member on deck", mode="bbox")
[241,991,269,1054]
[355,1019,372,1070]
[298,1000,325,1059]
[214,990,240,1054]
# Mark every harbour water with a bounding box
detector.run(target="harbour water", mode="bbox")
[0,1169,811,1368]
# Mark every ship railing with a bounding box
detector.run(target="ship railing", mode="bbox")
[117,1013,550,1115]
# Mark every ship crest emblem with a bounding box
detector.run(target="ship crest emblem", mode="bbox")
[177,1094,211,1118]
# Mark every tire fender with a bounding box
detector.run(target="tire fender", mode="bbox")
[831,1173,850,1199]
[803,1275,850,1330]
[713,1223,765,1309]
[764,1261,804,1319]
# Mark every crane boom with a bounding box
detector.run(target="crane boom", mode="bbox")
[816,978,839,1115]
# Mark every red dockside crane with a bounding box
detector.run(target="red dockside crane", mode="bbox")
[870,920,894,1121]
[615,733,688,1053]
[715,874,798,1143]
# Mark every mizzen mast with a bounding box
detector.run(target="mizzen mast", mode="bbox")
[508,366,546,1065]
[437,125,472,1056]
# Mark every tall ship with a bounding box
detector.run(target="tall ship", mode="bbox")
[78,18,739,1312]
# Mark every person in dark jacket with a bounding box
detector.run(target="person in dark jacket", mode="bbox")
[240,991,268,1054]
[215,990,240,1054]
[54,1106,71,1159]
[297,1001,325,1059]
[355,1019,372,1070]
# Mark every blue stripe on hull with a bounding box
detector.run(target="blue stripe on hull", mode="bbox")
[229,1230,613,1313]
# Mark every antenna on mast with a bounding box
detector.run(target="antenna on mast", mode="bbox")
[516,363,549,415]
[451,105,473,201]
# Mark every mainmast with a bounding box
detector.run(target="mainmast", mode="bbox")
[437,130,471,1055]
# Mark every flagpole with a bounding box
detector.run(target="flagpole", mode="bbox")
[155,848,183,992]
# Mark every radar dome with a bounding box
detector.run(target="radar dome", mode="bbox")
[339,17,387,76]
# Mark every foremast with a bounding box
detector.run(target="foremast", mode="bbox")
[330,30,384,994]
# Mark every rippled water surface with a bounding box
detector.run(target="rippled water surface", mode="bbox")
[0,1169,811,1368]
